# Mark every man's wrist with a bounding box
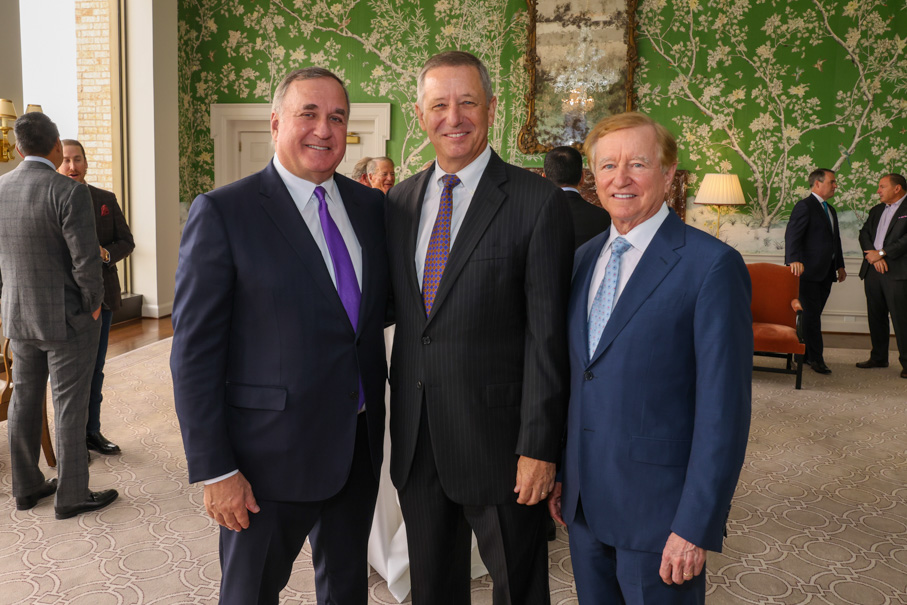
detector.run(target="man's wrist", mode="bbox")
[879,249,886,258]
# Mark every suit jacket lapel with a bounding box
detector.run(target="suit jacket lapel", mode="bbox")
[402,169,434,313]
[589,212,684,366]
[427,152,507,323]
[257,162,352,329]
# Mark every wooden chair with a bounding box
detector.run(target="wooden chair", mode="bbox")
[0,337,57,467]
[748,263,806,389]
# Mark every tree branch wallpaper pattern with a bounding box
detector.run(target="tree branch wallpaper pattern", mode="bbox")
[178,0,906,254]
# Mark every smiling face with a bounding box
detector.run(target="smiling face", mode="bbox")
[416,64,497,174]
[59,144,87,183]
[367,159,395,193]
[877,176,904,205]
[270,77,348,183]
[591,125,676,234]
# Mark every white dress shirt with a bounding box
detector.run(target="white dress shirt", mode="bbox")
[273,155,363,290]
[414,145,492,283]
[23,156,57,170]
[587,203,671,318]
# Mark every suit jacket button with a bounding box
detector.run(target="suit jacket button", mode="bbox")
[584,371,594,381]
[416,381,423,389]
[422,336,431,345]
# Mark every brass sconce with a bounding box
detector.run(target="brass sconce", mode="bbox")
[1,99,18,163]
[346,132,360,144]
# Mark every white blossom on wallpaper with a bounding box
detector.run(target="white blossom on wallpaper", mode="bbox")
[636,0,906,231]
[178,0,532,205]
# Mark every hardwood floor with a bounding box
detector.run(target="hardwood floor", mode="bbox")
[108,316,173,358]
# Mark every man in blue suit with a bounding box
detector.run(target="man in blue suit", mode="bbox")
[548,113,752,604]
[171,67,388,605]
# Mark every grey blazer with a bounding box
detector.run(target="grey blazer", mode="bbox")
[0,161,103,340]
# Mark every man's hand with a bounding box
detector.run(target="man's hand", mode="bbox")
[837,268,847,282]
[873,258,889,274]
[547,481,565,526]
[514,456,555,505]
[92,306,101,321]
[659,532,706,585]
[203,471,260,531]
[864,250,884,264]
[789,262,804,276]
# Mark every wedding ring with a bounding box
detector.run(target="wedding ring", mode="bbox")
[541,492,547,497]
[683,573,693,578]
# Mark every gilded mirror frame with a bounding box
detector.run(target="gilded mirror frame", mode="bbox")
[518,0,639,154]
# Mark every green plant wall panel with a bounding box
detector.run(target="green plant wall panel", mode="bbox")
[178,0,906,254]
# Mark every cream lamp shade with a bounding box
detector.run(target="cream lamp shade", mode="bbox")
[0,99,17,121]
[25,104,43,114]
[694,173,746,238]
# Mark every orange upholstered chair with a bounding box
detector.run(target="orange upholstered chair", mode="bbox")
[748,263,806,389]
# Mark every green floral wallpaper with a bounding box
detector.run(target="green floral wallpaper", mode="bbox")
[178,0,906,253]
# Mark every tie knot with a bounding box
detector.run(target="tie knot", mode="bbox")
[313,185,327,206]
[611,236,632,257]
[441,174,460,191]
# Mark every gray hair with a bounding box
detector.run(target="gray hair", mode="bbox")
[416,51,493,109]
[808,168,834,188]
[351,157,372,181]
[13,112,59,157]
[367,157,394,174]
[271,67,349,115]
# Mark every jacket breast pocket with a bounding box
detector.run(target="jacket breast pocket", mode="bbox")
[225,383,287,411]
[629,436,691,467]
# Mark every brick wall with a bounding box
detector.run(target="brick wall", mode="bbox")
[75,0,112,192]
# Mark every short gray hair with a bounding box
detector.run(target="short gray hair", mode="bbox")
[416,51,493,109]
[367,157,394,174]
[808,168,834,188]
[351,157,371,181]
[271,67,349,115]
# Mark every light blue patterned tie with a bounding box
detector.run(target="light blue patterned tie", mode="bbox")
[588,236,632,359]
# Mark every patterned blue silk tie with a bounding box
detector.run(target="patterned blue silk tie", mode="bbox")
[588,237,632,359]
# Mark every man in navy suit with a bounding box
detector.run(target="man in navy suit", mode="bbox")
[171,67,388,605]
[784,168,846,374]
[548,113,751,604]
[543,145,611,249]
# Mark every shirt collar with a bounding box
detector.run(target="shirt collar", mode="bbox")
[603,203,670,256]
[811,191,828,203]
[23,156,57,170]
[431,144,492,195]
[885,194,906,213]
[561,186,581,194]
[272,154,339,206]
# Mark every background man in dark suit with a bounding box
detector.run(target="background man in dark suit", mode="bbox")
[784,168,846,374]
[386,51,573,604]
[0,112,117,519]
[544,145,610,249]
[59,139,135,455]
[549,112,751,604]
[856,173,907,378]
[171,67,388,604]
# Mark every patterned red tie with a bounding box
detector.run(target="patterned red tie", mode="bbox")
[422,174,460,315]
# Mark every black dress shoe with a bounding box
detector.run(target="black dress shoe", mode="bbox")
[855,359,888,369]
[901,369,907,379]
[86,432,121,455]
[809,361,832,374]
[15,478,58,510]
[55,489,119,520]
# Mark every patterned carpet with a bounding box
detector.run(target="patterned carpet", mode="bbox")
[0,339,905,604]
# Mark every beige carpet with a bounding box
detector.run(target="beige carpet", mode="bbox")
[1,340,905,604]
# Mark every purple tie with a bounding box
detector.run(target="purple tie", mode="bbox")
[315,186,360,329]
[314,186,365,410]
[423,174,460,315]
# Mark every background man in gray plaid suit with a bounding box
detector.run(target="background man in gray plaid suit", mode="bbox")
[0,112,118,519]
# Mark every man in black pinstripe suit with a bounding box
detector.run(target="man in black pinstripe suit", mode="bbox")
[386,51,573,604]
